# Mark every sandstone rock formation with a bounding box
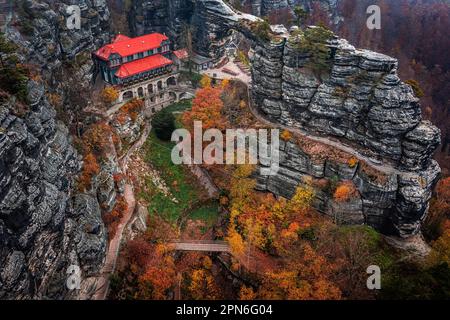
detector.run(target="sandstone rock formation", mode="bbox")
[0,82,106,299]
[251,31,441,238]
[0,0,113,299]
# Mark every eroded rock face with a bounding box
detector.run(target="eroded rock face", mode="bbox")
[0,82,106,299]
[0,0,114,299]
[238,0,341,21]
[252,33,441,238]
[129,0,242,57]
[8,0,110,70]
[252,36,441,171]
[129,0,194,44]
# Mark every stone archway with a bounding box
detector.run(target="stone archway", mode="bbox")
[157,80,163,91]
[148,83,154,94]
[137,87,144,98]
[167,76,177,87]
[122,90,133,101]
[179,92,194,101]
[169,91,177,102]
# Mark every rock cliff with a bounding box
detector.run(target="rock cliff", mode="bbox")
[0,82,106,299]
[1,0,113,299]
[251,31,441,237]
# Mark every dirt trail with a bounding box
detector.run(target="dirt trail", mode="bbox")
[92,184,136,300]
[88,123,151,300]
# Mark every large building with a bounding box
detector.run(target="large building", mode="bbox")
[93,33,188,111]
[93,33,173,86]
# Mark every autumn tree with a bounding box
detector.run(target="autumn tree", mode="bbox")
[281,129,292,141]
[103,195,128,238]
[136,244,177,300]
[227,226,246,257]
[116,98,144,124]
[239,285,256,300]
[182,86,228,132]
[429,227,450,266]
[78,152,100,191]
[199,74,212,88]
[424,177,450,240]
[334,181,358,203]
[188,269,219,300]
[221,79,230,89]
[257,244,341,300]
[101,86,119,105]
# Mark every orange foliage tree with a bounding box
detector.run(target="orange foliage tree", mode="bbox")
[116,98,144,124]
[136,244,177,299]
[78,152,100,191]
[103,195,128,239]
[182,86,228,131]
[257,244,342,300]
[281,129,292,141]
[334,180,358,203]
[188,269,220,300]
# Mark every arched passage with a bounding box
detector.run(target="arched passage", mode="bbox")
[169,91,177,102]
[137,87,144,97]
[157,80,163,91]
[148,84,154,94]
[167,76,177,87]
[122,91,133,101]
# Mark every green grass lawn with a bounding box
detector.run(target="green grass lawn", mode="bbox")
[189,203,220,228]
[140,100,219,228]
[141,130,198,223]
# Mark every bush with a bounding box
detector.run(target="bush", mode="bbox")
[294,25,334,74]
[281,129,292,141]
[405,79,425,98]
[101,87,119,104]
[334,180,358,202]
[253,18,272,41]
[0,34,29,102]
[151,108,176,141]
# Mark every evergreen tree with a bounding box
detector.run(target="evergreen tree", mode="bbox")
[151,108,176,141]
[296,25,334,74]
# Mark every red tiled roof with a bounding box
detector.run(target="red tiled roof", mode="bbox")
[115,54,173,79]
[173,49,189,60]
[112,34,131,43]
[95,33,169,60]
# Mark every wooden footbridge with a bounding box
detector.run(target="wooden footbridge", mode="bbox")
[169,240,230,253]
